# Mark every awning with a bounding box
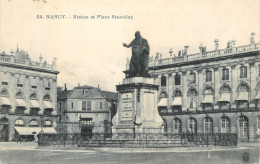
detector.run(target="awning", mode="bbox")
[43,101,54,109]
[0,97,11,106]
[16,99,26,107]
[43,127,57,134]
[158,98,167,107]
[14,127,42,135]
[30,100,40,108]
[171,97,182,106]
[254,91,260,100]
[202,95,213,104]
[218,93,230,102]
[235,92,248,101]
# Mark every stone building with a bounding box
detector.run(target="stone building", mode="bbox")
[145,33,260,141]
[57,85,117,135]
[0,48,59,141]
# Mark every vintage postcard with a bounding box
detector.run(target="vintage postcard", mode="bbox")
[0,0,259,163]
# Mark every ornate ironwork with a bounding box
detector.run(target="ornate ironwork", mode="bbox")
[38,132,237,148]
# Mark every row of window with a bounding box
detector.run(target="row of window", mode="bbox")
[161,83,250,98]
[160,66,250,86]
[0,89,51,100]
[1,75,52,89]
[166,115,256,138]
[59,101,103,111]
[14,119,52,127]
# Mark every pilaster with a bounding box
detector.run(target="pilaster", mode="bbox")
[182,70,188,112]
[231,64,238,109]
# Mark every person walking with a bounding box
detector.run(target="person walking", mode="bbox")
[17,134,22,144]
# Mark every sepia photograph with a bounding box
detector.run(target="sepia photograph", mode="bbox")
[0,0,259,163]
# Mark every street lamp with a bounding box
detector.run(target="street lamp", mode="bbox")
[40,115,46,133]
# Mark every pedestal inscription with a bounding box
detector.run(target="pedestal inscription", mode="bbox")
[121,93,133,121]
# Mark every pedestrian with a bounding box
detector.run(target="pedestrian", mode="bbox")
[17,134,22,144]
[34,133,38,143]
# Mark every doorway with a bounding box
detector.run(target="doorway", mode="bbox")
[0,118,9,142]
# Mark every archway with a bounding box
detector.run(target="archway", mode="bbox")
[0,117,9,141]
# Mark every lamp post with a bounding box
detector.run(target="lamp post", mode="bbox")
[40,115,44,133]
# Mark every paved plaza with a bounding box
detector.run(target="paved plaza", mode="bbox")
[0,142,259,164]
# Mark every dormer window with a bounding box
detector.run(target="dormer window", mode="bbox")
[83,90,90,97]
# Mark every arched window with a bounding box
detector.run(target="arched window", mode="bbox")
[30,93,37,99]
[83,89,90,97]
[219,84,231,110]
[43,94,51,101]
[190,99,197,108]
[161,75,166,87]
[173,89,182,97]
[188,87,197,96]
[238,116,248,138]
[221,116,231,133]
[222,68,229,80]
[0,117,8,124]
[15,91,23,99]
[159,91,167,99]
[175,74,181,85]
[188,118,197,133]
[29,119,39,127]
[205,88,213,95]
[220,85,231,93]
[240,66,247,79]
[204,117,213,133]
[206,70,212,82]
[238,85,248,92]
[0,89,8,97]
[172,118,182,134]
[15,119,25,126]
[236,82,249,110]
[44,120,52,127]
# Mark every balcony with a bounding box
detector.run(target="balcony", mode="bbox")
[147,43,259,69]
[0,53,58,71]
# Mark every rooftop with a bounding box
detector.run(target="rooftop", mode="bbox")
[0,47,58,73]
[134,33,259,70]
[102,90,118,101]
[58,85,117,101]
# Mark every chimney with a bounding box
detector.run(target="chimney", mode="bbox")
[64,83,67,91]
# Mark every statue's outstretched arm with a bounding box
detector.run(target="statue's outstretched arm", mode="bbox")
[123,42,132,48]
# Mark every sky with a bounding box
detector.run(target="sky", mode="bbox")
[0,0,259,92]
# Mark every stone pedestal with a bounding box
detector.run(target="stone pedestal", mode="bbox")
[112,77,164,134]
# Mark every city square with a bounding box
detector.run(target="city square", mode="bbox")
[0,0,260,164]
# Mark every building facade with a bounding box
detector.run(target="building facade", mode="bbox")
[0,48,59,141]
[57,85,117,135]
[145,33,260,141]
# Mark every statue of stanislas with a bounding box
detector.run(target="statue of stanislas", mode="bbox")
[123,31,150,77]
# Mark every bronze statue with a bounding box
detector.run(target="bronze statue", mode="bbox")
[123,31,150,77]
